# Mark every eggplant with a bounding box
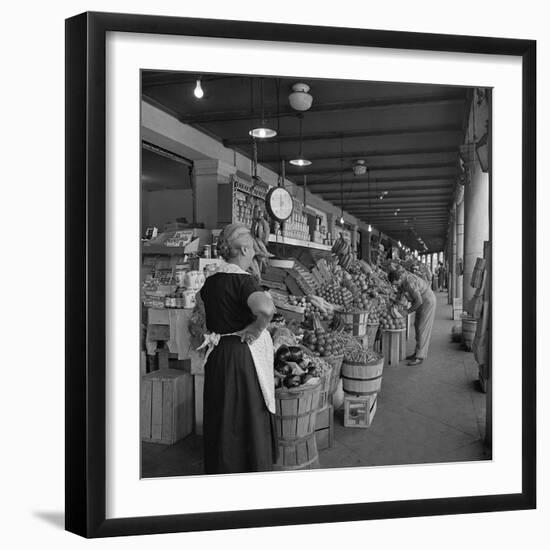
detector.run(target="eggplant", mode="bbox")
[276,363,292,375]
[287,346,303,362]
[284,375,302,388]
[275,345,292,363]
[287,362,305,376]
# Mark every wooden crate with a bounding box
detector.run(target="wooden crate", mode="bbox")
[381,328,406,366]
[343,394,378,428]
[315,404,334,451]
[141,369,194,445]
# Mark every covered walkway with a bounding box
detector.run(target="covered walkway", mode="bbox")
[142,291,489,477]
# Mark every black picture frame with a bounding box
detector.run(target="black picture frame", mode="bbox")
[65,11,536,538]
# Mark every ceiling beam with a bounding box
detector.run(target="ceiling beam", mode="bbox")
[308,174,455,189]
[374,224,448,229]
[286,162,456,178]
[180,94,465,124]
[142,73,238,89]
[259,146,459,164]
[345,201,451,209]
[349,210,448,216]
[223,124,463,147]
[318,191,453,202]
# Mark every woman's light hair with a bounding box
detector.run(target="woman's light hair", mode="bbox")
[217,223,253,260]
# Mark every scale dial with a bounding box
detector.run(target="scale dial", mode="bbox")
[265,187,293,223]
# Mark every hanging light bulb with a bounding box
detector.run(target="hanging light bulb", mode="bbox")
[194,78,204,99]
[368,224,372,232]
[249,79,277,139]
[398,241,402,247]
[339,215,345,225]
[290,114,311,166]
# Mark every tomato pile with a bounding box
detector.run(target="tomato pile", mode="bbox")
[302,328,345,357]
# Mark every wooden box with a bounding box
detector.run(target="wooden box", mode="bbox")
[315,404,334,451]
[381,329,406,366]
[343,394,378,428]
[141,369,193,445]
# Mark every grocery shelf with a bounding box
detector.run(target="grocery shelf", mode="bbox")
[268,234,332,251]
[141,244,189,255]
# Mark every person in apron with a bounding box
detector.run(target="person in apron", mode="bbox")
[198,224,278,474]
[389,269,437,366]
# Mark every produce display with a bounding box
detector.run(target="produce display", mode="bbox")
[302,328,345,358]
[274,345,327,389]
[318,282,354,308]
[344,337,383,364]
[287,294,339,324]
[331,234,355,271]
[379,308,407,330]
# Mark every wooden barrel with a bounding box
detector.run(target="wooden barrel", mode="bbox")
[337,311,368,336]
[366,323,379,351]
[462,317,477,351]
[274,381,322,470]
[341,356,384,396]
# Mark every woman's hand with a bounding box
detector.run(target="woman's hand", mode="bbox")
[236,325,263,344]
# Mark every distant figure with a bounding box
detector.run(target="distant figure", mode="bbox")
[436,261,446,291]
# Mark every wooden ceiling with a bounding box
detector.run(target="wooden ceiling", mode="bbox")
[142,71,470,251]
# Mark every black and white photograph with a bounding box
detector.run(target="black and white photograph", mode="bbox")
[139,72,492,477]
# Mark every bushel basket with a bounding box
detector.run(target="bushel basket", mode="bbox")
[273,381,322,470]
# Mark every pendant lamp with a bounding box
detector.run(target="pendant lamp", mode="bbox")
[289,114,311,166]
[249,79,277,139]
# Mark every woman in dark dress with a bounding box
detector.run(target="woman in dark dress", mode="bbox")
[199,224,277,474]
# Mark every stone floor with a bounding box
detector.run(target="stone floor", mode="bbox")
[142,292,490,477]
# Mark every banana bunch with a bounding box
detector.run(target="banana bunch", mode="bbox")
[331,234,350,256]
[251,236,274,276]
[331,233,354,271]
[250,205,271,245]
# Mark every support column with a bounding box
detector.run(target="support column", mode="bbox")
[455,197,464,300]
[462,169,490,308]
[193,159,237,229]
[449,207,457,305]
